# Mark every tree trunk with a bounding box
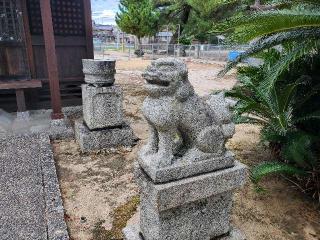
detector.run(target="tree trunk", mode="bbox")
[169,5,191,45]
[138,37,142,50]
[135,37,144,57]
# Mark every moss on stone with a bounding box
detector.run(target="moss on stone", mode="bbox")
[92,195,140,240]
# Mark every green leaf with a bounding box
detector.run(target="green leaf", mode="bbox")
[261,41,319,91]
[221,7,320,42]
[281,131,317,168]
[294,110,320,123]
[251,162,306,184]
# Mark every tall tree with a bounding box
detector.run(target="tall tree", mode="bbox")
[116,0,160,46]
[154,0,193,43]
[154,0,245,44]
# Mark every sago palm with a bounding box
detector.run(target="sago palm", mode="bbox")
[217,0,320,77]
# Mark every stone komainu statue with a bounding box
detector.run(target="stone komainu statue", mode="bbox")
[141,58,235,168]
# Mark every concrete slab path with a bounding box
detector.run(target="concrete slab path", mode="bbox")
[0,134,69,240]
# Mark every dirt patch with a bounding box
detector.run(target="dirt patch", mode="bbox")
[229,125,320,240]
[53,140,140,240]
[92,196,140,240]
[53,58,320,240]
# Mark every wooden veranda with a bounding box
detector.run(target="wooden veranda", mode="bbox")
[0,0,93,119]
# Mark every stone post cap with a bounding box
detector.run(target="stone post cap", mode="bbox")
[82,59,116,86]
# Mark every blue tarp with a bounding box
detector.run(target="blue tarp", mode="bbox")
[228,51,245,61]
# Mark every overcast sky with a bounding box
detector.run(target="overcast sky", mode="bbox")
[91,0,119,25]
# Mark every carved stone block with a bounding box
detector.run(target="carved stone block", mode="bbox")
[82,85,124,130]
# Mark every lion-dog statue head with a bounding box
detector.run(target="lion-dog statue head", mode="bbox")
[142,57,194,101]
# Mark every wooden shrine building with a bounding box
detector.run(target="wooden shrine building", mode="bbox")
[0,0,93,118]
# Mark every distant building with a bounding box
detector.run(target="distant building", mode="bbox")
[93,22,175,45]
[93,22,115,42]
[156,31,173,43]
[139,31,174,45]
[93,23,135,44]
[113,27,135,44]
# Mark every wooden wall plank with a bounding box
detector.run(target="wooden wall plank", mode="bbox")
[0,79,42,90]
[20,0,36,77]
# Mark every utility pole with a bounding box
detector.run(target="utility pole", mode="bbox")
[122,31,125,52]
[177,24,180,45]
[166,25,169,56]
[117,29,120,49]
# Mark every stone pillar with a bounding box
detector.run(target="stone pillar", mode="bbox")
[195,44,201,59]
[176,44,181,57]
[75,59,135,152]
[123,58,247,240]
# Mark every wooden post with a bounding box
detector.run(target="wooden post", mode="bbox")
[15,89,26,112]
[83,0,94,59]
[39,0,63,119]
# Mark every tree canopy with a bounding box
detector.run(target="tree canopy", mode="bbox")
[115,0,160,43]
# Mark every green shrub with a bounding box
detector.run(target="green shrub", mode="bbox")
[217,0,320,201]
[227,49,320,200]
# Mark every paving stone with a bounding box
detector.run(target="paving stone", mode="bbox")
[215,228,246,240]
[29,119,74,140]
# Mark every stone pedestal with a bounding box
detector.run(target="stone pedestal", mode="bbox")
[123,162,247,240]
[139,151,236,183]
[75,59,135,152]
[123,225,245,240]
[75,120,135,152]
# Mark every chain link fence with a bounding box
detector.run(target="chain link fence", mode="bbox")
[94,41,250,62]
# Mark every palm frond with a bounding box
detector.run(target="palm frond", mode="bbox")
[261,41,319,91]
[219,28,320,76]
[251,162,307,184]
[294,110,320,123]
[217,7,320,42]
[282,131,317,168]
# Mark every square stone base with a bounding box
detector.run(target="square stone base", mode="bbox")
[123,225,245,240]
[140,192,233,239]
[75,120,136,152]
[130,162,247,240]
